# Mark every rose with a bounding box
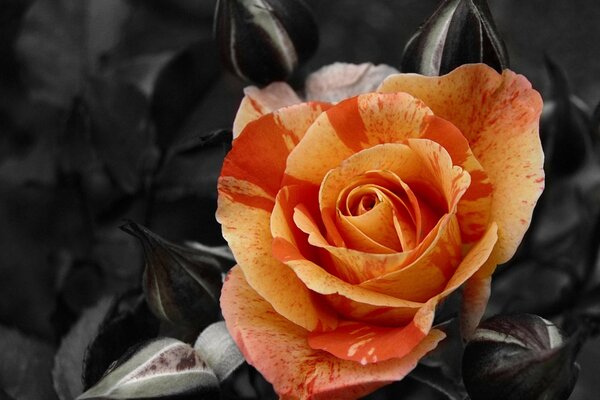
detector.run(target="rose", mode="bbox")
[217,63,543,399]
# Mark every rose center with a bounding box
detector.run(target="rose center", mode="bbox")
[334,170,429,253]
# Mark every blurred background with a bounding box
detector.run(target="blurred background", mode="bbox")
[1,0,599,399]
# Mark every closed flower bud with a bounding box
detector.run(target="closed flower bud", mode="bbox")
[121,221,223,330]
[214,0,318,84]
[401,0,508,76]
[463,314,579,400]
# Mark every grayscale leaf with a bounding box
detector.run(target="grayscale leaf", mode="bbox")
[78,338,219,399]
[194,321,244,382]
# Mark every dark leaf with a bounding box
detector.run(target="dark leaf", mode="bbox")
[155,130,232,201]
[422,317,464,384]
[83,291,160,389]
[0,184,90,339]
[592,101,600,146]
[409,365,468,400]
[99,0,212,98]
[90,228,144,295]
[121,221,223,330]
[152,0,216,19]
[0,100,65,186]
[51,258,106,338]
[0,387,15,400]
[542,56,593,177]
[151,41,221,150]
[0,0,32,160]
[110,0,210,60]
[78,338,219,399]
[16,0,130,108]
[194,321,244,382]
[53,297,114,400]
[84,77,157,194]
[0,126,58,186]
[0,325,58,400]
[58,97,96,177]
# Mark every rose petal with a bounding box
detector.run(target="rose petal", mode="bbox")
[305,62,400,103]
[379,65,542,335]
[378,64,544,264]
[232,82,303,136]
[221,266,445,400]
[338,197,403,252]
[218,194,337,332]
[358,215,462,301]
[283,93,434,186]
[421,115,493,244]
[324,294,420,326]
[221,102,330,205]
[306,223,498,364]
[460,271,492,339]
[219,103,337,331]
[308,300,438,364]
[318,142,468,245]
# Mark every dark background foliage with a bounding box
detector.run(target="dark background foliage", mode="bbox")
[1,0,600,399]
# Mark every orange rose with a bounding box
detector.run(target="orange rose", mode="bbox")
[217,63,543,400]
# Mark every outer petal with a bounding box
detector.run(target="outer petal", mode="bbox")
[308,223,498,364]
[222,102,330,202]
[421,115,493,244]
[232,82,303,136]
[379,64,543,335]
[221,266,445,400]
[305,63,399,103]
[378,64,544,264]
[283,93,433,186]
[308,300,438,364]
[218,102,337,331]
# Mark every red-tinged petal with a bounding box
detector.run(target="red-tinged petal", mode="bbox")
[324,294,420,327]
[217,194,337,332]
[221,266,445,400]
[406,138,471,214]
[232,82,303,136]
[275,183,428,286]
[439,223,498,297]
[379,64,544,264]
[293,197,446,286]
[272,239,424,311]
[284,93,433,186]
[460,272,492,339]
[359,215,462,302]
[421,115,493,243]
[222,102,330,203]
[308,301,438,364]
[318,142,468,247]
[444,225,498,339]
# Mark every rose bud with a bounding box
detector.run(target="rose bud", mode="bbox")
[214,0,318,84]
[121,221,223,330]
[463,314,579,400]
[401,0,508,76]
